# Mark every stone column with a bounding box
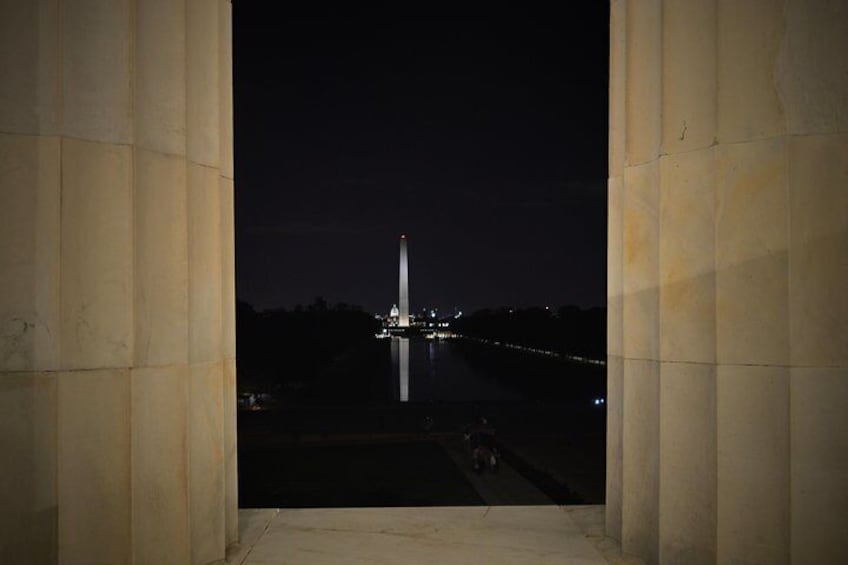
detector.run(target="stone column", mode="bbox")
[0,1,236,563]
[607,1,848,564]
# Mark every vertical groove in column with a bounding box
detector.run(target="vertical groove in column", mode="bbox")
[606,0,626,545]
[62,0,133,144]
[183,4,194,560]
[608,0,627,179]
[135,0,187,157]
[715,3,791,564]
[58,141,134,371]
[220,175,237,549]
[787,135,848,565]
[0,132,61,372]
[186,1,225,562]
[218,0,238,549]
[605,356,623,541]
[187,165,225,562]
[58,369,132,565]
[624,0,662,166]
[219,0,233,181]
[717,365,790,565]
[218,0,235,368]
[658,145,717,565]
[56,2,136,562]
[657,1,718,551]
[0,372,58,564]
[606,175,624,542]
[0,0,61,135]
[621,156,660,563]
[660,0,716,154]
[186,0,219,168]
[189,360,225,565]
[131,1,190,563]
[620,1,662,562]
[622,358,660,564]
[716,0,786,144]
[783,3,848,563]
[0,55,52,565]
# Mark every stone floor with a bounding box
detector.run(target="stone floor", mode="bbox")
[227,506,644,565]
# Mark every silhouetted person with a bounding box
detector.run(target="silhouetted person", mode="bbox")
[464,417,498,473]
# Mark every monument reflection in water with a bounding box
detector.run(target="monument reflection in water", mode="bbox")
[390,336,410,402]
[387,337,537,404]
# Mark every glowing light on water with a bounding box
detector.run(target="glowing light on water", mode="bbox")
[391,336,410,402]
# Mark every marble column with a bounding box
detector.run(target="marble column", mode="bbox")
[607,1,848,564]
[0,1,237,563]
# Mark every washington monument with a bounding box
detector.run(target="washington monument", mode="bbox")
[399,234,409,327]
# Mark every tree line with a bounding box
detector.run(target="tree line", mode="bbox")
[236,297,381,395]
[452,305,606,360]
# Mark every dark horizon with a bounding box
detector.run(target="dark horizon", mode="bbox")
[234,8,610,315]
[237,295,606,317]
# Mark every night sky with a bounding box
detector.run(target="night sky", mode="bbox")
[234,6,609,315]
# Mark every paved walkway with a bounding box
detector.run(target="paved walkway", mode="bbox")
[227,506,619,565]
[437,435,553,505]
[497,434,606,503]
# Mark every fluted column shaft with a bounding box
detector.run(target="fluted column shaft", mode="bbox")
[608,1,848,564]
[0,1,236,563]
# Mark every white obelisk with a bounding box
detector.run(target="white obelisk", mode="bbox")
[399,234,409,328]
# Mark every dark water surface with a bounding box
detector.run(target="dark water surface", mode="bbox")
[238,337,607,507]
